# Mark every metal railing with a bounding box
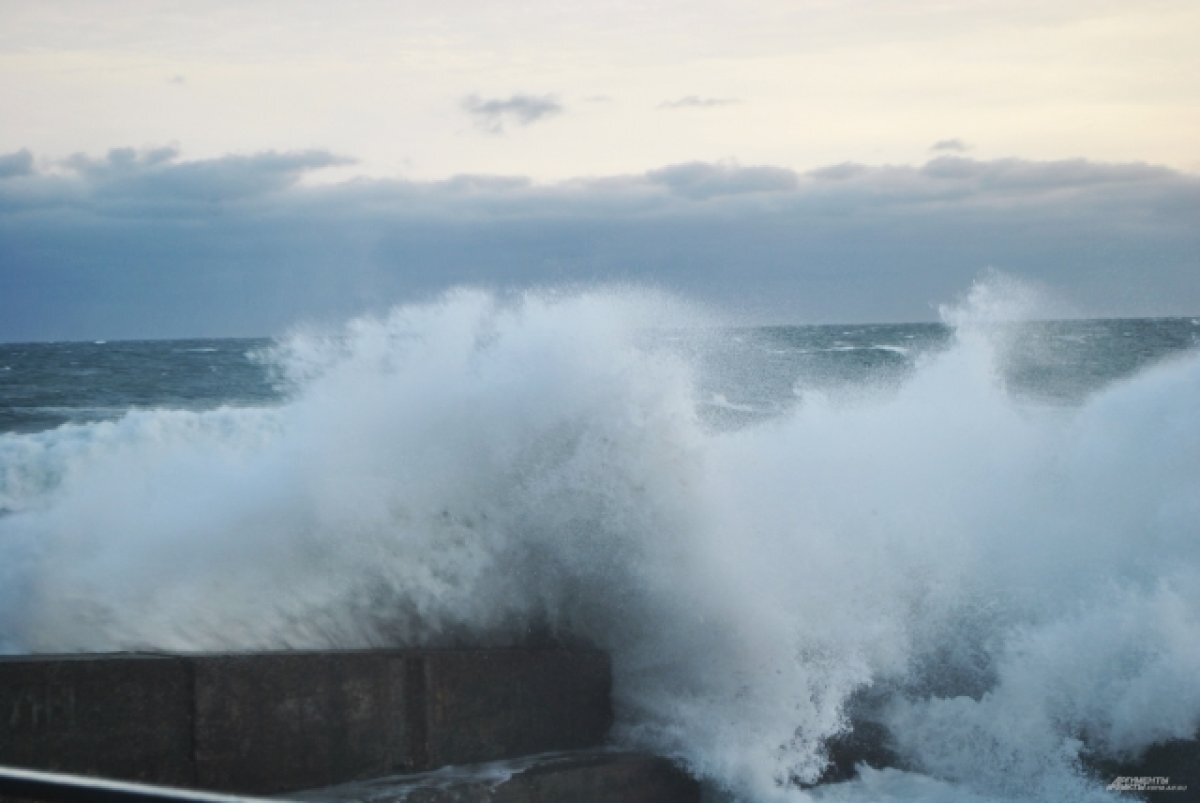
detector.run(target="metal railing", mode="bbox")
[0,766,296,803]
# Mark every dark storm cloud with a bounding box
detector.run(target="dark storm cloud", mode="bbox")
[0,150,34,179]
[461,93,563,134]
[60,146,351,203]
[657,96,740,110]
[1,147,1197,341]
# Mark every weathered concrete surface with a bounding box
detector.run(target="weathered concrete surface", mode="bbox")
[420,649,612,768]
[293,750,700,803]
[193,651,414,793]
[0,649,614,796]
[0,654,193,787]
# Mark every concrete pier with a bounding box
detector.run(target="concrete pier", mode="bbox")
[0,649,614,796]
[0,654,192,788]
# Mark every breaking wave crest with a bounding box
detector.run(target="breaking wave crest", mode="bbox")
[2,284,1198,802]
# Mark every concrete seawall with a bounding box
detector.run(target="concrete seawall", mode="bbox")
[0,649,614,795]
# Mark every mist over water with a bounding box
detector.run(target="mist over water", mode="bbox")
[1,283,1199,802]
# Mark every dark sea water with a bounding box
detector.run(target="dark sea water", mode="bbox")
[2,295,1199,803]
[0,338,275,434]
[2,318,1196,435]
[695,317,1199,426]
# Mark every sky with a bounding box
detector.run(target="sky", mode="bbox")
[1,0,1198,340]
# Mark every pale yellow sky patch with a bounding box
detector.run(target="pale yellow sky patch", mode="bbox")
[0,0,1195,179]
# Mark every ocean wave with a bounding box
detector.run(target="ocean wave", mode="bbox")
[1,283,1198,802]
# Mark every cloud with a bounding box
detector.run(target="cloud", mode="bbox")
[657,96,740,110]
[646,162,799,199]
[168,75,186,85]
[1,148,1196,340]
[919,155,1175,190]
[461,93,563,134]
[64,146,181,175]
[807,162,868,181]
[0,149,34,180]
[40,146,354,212]
[931,138,969,152]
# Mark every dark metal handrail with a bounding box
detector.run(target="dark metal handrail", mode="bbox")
[0,766,296,803]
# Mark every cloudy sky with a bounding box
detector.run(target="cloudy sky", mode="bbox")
[1,0,1197,340]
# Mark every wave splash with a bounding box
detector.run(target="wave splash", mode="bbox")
[2,284,1199,802]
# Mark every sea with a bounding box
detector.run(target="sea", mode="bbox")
[1,286,1198,802]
